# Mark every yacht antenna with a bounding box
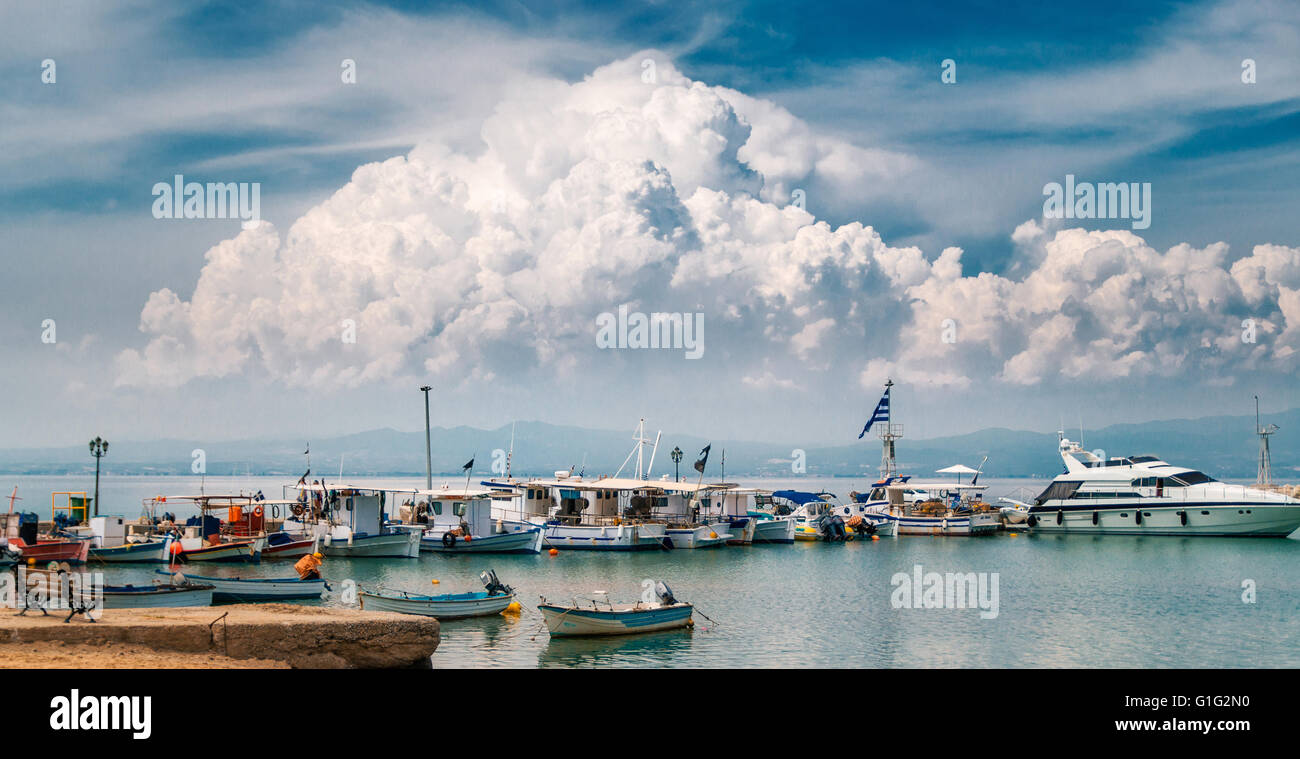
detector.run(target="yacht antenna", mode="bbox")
[1256,395,1279,486]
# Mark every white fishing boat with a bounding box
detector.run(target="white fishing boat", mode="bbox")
[714,487,796,544]
[282,484,421,558]
[359,570,517,619]
[393,487,544,554]
[157,570,325,602]
[1023,434,1300,536]
[539,581,694,637]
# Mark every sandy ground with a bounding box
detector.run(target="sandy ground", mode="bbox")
[0,640,288,668]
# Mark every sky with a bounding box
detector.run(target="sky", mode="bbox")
[2,0,1299,450]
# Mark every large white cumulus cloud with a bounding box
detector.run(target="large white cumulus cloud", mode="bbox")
[116,54,1300,393]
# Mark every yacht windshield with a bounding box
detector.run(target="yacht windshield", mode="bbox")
[1033,480,1081,506]
[1169,471,1217,486]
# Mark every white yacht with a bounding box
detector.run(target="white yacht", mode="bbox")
[1021,436,1300,536]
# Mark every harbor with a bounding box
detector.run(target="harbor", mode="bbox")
[3,463,1297,668]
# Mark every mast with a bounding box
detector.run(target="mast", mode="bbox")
[879,379,902,478]
[1256,395,1278,486]
[506,421,515,479]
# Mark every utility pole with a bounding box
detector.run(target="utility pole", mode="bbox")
[420,386,433,490]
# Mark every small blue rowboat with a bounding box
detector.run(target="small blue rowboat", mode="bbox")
[540,581,694,637]
[155,570,325,602]
[89,538,172,563]
[359,569,516,619]
[102,583,215,609]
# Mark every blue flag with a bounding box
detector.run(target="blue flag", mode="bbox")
[859,385,891,438]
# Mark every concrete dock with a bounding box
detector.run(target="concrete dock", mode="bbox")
[0,604,440,668]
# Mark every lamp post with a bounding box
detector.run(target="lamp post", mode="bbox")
[88,436,108,517]
[670,446,683,482]
[419,386,433,490]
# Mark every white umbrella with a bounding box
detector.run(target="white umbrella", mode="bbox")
[936,464,979,483]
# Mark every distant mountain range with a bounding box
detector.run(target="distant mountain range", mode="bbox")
[2,409,1297,480]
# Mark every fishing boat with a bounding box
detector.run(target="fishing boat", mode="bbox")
[394,487,544,554]
[6,537,91,563]
[156,570,325,602]
[71,515,174,562]
[359,569,517,619]
[775,491,895,541]
[101,583,215,609]
[847,381,999,536]
[1017,433,1300,536]
[539,581,694,637]
[714,487,796,544]
[281,484,421,558]
[89,538,171,563]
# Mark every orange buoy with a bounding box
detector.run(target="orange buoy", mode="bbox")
[463,535,472,542]
[871,535,880,541]
[169,541,183,555]
[708,532,718,539]
[548,548,558,556]
[431,579,440,585]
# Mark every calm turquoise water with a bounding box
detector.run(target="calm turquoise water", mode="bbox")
[9,475,1300,668]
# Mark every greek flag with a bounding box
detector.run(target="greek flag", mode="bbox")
[858,385,890,438]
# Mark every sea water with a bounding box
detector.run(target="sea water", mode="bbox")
[7,475,1298,668]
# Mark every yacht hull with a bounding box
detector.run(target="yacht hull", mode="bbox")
[1028,503,1300,537]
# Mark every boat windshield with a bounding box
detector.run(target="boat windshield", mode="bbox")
[1168,471,1217,486]
[1033,480,1081,506]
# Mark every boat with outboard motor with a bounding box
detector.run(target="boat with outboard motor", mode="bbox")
[359,569,518,618]
[1015,434,1300,536]
[539,580,694,637]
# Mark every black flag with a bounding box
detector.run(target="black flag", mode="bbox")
[693,445,711,474]
[462,457,475,472]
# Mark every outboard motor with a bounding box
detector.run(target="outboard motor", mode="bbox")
[479,569,514,597]
[654,580,676,606]
[823,515,846,542]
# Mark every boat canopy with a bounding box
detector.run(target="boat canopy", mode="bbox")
[772,490,837,505]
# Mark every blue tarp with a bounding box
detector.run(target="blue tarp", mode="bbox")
[772,490,837,505]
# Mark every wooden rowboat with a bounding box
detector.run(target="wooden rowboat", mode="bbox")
[539,581,694,637]
[156,570,324,602]
[101,583,215,609]
[8,537,90,564]
[359,569,516,619]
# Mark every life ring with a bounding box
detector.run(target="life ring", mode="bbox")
[291,503,305,517]
[442,532,456,548]
[253,505,264,518]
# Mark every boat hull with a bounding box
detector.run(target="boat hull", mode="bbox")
[663,524,730,549]
[101,584,214,609]
[180,539,263,562]
[1027,503,1300,537]
[156,570,324,601]
[539,522,669,551]
[540,602,694,637]
[360,590,514,619]
[89,539,170,563]
[259,535,317,559]
[9,538,91,564]
[863,509,1000,536]
[322,531,421,558]
[420,527,544,554]
[752,517,796,544]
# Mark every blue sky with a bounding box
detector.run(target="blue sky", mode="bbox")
[2,0,1299,451]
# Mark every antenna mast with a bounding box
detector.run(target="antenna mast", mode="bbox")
[1256,395,1279,486]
